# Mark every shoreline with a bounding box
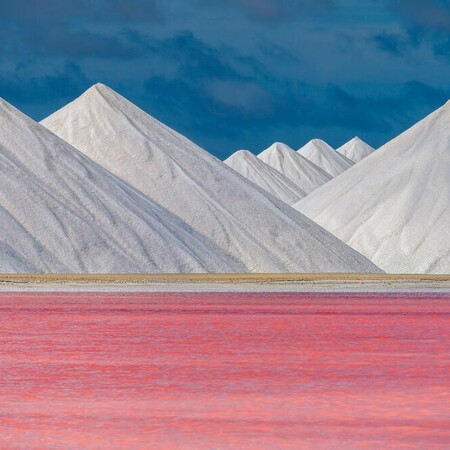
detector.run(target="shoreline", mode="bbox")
[0,274,449,293]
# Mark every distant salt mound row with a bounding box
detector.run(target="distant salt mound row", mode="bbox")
[337,137,375,163]
[258,142,332,194]
[42,84,381,273]
[0,98,246,273]
[298,139,354,177]
[224,150,306,205]
[294,101,450,274]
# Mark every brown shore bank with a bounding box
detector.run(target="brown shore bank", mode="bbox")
[0,274,449,292]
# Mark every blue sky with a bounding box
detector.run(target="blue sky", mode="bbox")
[0,0,449,159]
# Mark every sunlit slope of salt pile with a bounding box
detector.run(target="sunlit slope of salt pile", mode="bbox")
[298,139,354,177]
[294,101,450,274]
[0,98,246,273]
[224,150,306,205]
[337,137,375,163]
[258,142,332,194]
[42,84,381,273]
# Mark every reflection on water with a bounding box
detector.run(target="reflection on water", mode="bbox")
[0,292,448,449]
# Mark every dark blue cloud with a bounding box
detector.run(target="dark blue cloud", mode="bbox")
[142,32,276,141]
[372,33,405,55]
[378,0,450,60]
[434,37,450,58]
[1,28,145,60]
[325,81,449,129]
[0,0,159,60]
[201,0,337,23]
[371,27,423,55]
[381,0,450,32]
[0,0,163,23]
[136,31,449,158]
[0,62,91,118]
[0,0,448,158]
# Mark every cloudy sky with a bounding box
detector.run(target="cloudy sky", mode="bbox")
[0,0,449,158]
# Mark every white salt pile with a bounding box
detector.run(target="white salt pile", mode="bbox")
[258,142,332,194]
[337,137,375,163]
[42,84,381,273]
[298,139,354,177]
[0,98,246,273]
[295,101,450,274]
[224,150,306,205]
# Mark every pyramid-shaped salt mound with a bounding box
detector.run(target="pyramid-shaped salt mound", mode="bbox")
[225,150,306,205]
[337,137,375,163]
[298,139,354,177]
[0,98,245,273]
[42,84,381,273]
[258,142,332,194]
[295,102,450,273]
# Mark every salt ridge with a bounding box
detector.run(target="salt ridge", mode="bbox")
[298,139,354,177]
[337,137,375,163]
[294,101,450,274]
[42,84,381,273]
[0,98,245,273]
[258,142,332,194]
[224,150,306,205]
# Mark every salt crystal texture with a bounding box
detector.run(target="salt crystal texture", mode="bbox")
[298,139,354,177]
[337,137,375,163]
[0,98,246,273]
[224,150,306,205]
[294,101,450,274]
[258,142,332,194]
[42,84,381,273]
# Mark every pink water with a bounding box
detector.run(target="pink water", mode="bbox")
[0,292,449,449]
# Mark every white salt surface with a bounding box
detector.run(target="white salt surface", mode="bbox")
[0,99,245,273]
[295,101,450,274]
[42,84,381,273]
[0,281,448,293]
[298,139,354,177]
[258,142,332,194]
[337,137,375,163]
[224,150,306,204]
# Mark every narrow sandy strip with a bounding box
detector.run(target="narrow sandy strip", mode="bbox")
[0,274,449,293]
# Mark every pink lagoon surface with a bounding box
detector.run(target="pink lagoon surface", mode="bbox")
[0,292,449,449]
